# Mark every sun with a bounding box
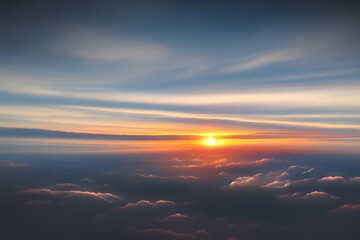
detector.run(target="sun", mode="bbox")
[204,134,218,146]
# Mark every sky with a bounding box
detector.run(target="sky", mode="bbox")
[1,0,360,240]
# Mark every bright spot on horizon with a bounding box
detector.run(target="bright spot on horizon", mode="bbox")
[204,134,218,146]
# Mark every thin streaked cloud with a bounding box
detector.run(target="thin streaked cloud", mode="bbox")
[220,50,299,73]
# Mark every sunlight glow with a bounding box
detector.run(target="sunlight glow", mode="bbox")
[204,134,218,146]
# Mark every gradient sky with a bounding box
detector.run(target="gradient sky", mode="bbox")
[2,1,360,240]
[1,0,360,152]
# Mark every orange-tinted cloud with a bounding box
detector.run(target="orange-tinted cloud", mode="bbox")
[20,188,123,203]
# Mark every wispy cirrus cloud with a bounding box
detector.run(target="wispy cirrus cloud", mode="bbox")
[220,50,299,73]
[55,30,169,63]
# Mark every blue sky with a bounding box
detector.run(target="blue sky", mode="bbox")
[0,0,360,151]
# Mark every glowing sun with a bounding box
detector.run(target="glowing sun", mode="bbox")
[204,134,218,146]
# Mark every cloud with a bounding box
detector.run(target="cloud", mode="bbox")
[168,159,228,169]
[56,30,168,63]
[228,165,310,188]
[1,152,360,240]
[349,177,360,182]
[160,213,191,222]
[229,174,266,187]
[228,166,360,194]
[329,203,360,215]
[0,127,199,141]
[22,200,54,206]
[133,228,212,240]
[20,188,123,203]
[115,200,176,210]
[2,77,360,112]
[133,174,205,180]
[302,191,339,200]
[48,183,82,190]
[215,158,274,168]
[0,160,31,168]
[220,50,299,73]
[278,191,340,201]
[103,199,181,230]
[1,85,360,138]
[320,176,345,182]
[302,168,315,174]
[164,158,275,174]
